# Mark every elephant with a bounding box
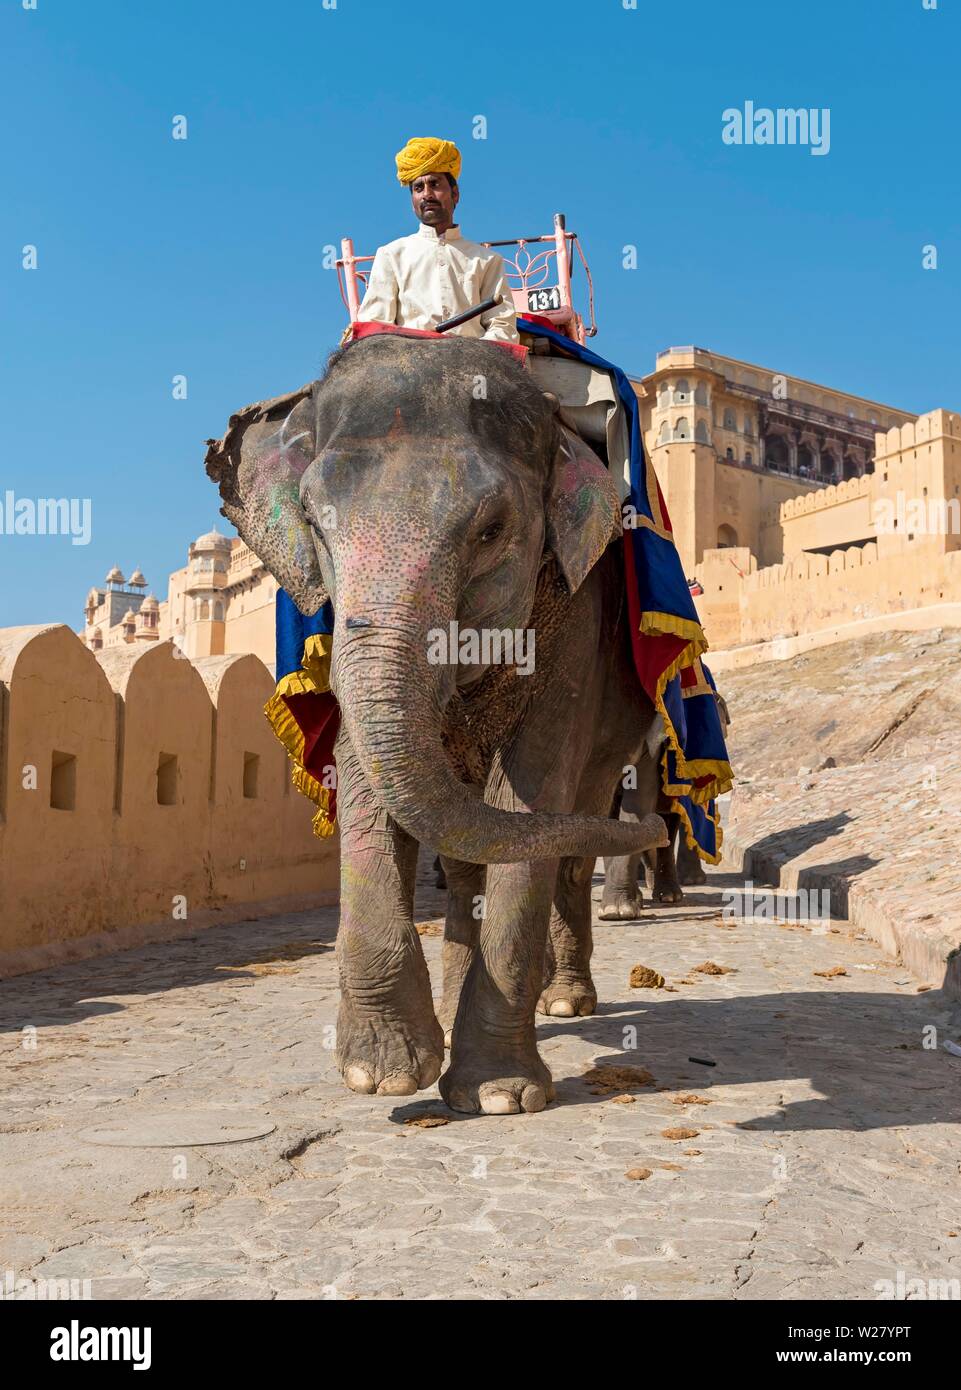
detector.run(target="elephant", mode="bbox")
[599,689,732,917]
[206,332,668,1115]
[598,751,685,920]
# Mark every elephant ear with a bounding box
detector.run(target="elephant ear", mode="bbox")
[204,383,329,616]
[544,423,622,594]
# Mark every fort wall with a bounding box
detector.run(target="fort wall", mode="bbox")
[698,409,961,659]
[0,626,337,976]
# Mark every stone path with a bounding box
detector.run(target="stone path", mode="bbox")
[720,626,961,995]
[2,857,960,1301]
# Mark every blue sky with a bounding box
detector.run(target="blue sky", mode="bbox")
[1,0,958,627]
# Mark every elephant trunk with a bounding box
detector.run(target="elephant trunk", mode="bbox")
[332,617,666,866]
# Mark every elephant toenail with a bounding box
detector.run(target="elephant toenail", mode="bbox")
[521,1085,547,1112]
[419,1055,443,1087]
[481,1092,520,1115]
[549,1000,576,1017]
[377,1073,418,1096]
[344,1064,376,1094]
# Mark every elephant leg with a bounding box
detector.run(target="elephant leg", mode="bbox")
[675,832,708,886]
[599,846,645,920]
[650,811,684,904]
[604,755,661,918]
[538,854,597,1017]
[437,854,484,1047]
[439,857,557,1116]
[334,736,445,1097]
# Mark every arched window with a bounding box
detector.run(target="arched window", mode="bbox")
[723,407,737,430]
[725,446,734,459]
[766,436,789,473]
[657,383,671,408]
[200,599,210,620]
[674,378,691,404]
[745,451,753,466]
[743,415,754,437]
[695,420,709,443]
[797,444,816,478]
[214,601,224,621]
[674,417,690,441]
[657,420,671,444]
[717,524,738,548]
[694,382,708,406]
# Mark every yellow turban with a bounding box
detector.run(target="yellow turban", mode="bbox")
[395,136,462,186]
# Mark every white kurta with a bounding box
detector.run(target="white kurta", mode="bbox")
[356,224,519,344]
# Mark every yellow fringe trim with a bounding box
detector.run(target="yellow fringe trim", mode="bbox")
[639,609,710,650]
[263,633,337,838]
[674,796,723,867]
[639,608,734,861]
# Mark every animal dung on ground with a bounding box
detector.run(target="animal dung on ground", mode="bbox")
[404,1113,449,1128]
[415,919,444,937]
[611,1094,636,1104]
[661,1127,700,1141]
[813,965,848,978]
[693,961,735,975]
[582,1064,656,1094]
[625,1167,653,1181]
[682,1148,702,1156]
[671,1094,712,1106]
[629,965,665,989]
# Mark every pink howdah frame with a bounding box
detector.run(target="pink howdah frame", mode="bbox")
[336,212,597,345]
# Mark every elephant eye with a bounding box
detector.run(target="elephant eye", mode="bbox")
[478,521,504,544]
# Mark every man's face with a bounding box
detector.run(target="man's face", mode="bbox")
[410,173,459,233]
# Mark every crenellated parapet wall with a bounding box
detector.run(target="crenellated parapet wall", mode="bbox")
[0,626,338,975]
[743,541,879,590]
[874,409,961,462]
[780,474,871,521]
[699,545,961,652]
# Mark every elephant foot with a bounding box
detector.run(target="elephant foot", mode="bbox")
[440,1044,555,1115]
[337,999,444,1097]
[536,977,597,1018]
[598,888,645,921]
[677,868,706,887]
[651,878,684,905]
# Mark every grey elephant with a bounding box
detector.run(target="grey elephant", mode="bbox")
[206,333,667,1115]
[599,689,731,918]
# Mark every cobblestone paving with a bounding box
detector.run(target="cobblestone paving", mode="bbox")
[2,857,960,1301]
